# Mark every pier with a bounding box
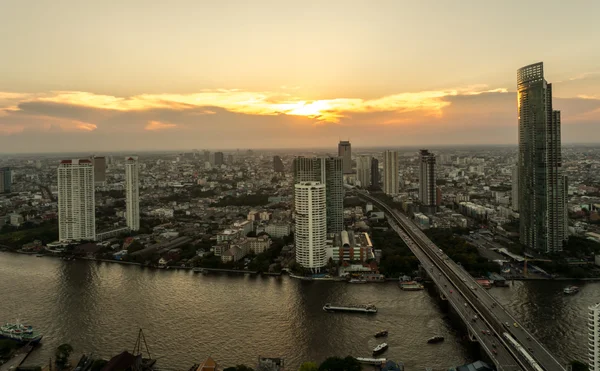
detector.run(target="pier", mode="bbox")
[0,344,35,371]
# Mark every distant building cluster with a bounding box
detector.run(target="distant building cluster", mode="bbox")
[57,155,140,242]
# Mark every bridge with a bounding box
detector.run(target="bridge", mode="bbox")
[358,191,566,371]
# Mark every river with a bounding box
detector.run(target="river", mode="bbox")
[0,253,590,370]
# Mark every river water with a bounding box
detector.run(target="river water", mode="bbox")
[0,253,590,370]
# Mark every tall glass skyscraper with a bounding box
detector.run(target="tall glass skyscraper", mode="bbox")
[0,167,11,193]
[418,149,436,208]
[517,62,567,253]
[293,157,344,234]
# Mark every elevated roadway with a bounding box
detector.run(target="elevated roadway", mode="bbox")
[358,191,566,371]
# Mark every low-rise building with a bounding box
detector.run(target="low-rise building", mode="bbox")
[9,213,23,226]
[326,230,374,263]
[247,235,272,254]
[217,229,240,243]
[264,223,291,238]
[221,246,243,263]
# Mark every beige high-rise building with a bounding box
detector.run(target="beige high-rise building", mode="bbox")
[383,150,399,195]
[125,156,140,231]
[58,159,95,241]
[294,181,327,271]
[356,155,372,188]
[338,141,352,174]
[293,157,343,234]
[92,156,106,186]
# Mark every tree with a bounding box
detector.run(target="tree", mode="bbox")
[90,359,108,371]
[54,343,74,370]
[0,339,18,357]
[127,240,145,253]
[570,360,587,371]
[299,362,318,371]
[224,365,254,371]
[318,357,360,371]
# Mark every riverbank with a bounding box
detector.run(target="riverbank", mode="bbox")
[5,250,600,282]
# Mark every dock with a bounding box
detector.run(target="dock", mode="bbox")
[0,344,35,371]
[199,268,258,275]
[355,357,386,365]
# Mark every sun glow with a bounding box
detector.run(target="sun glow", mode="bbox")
[0,86,510,127]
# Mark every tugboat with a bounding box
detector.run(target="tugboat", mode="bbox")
[563,286,579,294]
[372,343,388,355]
[427,336,444,344]
[374,330,388,338]
[323,303,377,314]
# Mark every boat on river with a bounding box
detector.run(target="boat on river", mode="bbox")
[372,343,388,355]
[374,330,388,338]
[0,322,43,344]
[563,286,579,294]
[427,336,444,344]
[323,303,377,314]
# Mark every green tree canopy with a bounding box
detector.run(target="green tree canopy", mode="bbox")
[570,360,587,371]
[224,365,254,371]
[299,362,318,371]
[55,343,74,370]
[318,357,360,371]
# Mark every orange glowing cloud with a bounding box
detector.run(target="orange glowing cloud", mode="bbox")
[145,120,177,131]
[1,86,510,125]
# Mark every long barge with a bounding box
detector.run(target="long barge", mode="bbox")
[322,303,377,314]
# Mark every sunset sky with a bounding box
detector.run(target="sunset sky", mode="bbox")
[1,0,599,153]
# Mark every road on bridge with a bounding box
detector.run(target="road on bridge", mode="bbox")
[358,191,566,371]
[391,221,522,371]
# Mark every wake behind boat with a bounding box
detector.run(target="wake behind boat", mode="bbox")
[0,322,43,345]
[323,303,377,314]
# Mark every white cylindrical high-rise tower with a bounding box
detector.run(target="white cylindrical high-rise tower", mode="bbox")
[294,181,326,271]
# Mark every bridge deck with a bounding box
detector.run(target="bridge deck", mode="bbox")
[359,192,566,371]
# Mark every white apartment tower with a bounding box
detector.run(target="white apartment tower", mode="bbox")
[589,303,600,371]
[383,150,399,195]
[125,156,140,231]
[294,182,327,271]
[58,159,95,241]
[356,155,372,188]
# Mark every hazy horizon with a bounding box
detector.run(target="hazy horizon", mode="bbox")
[1,0,599,153]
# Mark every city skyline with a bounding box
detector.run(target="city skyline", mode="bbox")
[1,1,600,152]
